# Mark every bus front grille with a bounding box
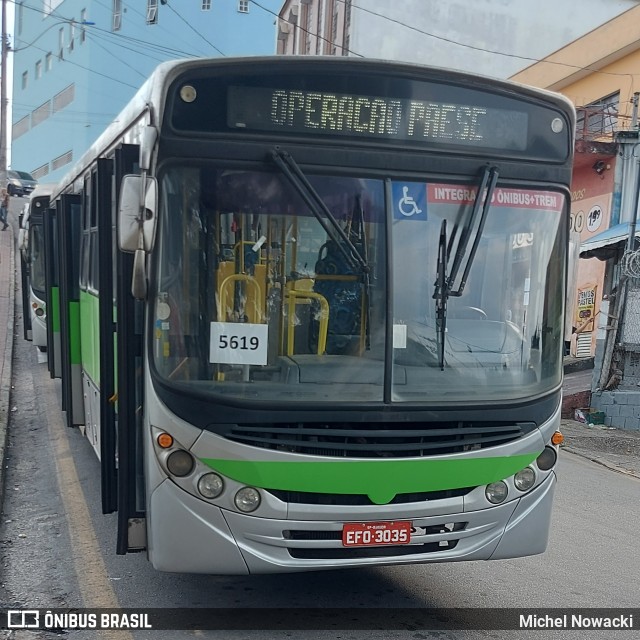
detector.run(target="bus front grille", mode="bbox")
[224,420,534,457]
[287,542,459,559]
[266,487,472,505]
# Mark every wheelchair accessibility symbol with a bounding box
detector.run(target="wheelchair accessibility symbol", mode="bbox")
[392,182,427,220]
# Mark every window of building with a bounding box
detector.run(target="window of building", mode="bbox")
[576,92,620,141]
[58,27,65,59]
[53,84,75,113]
[331,7,338,55]
[202,0,211,9]
[35,60,42,80]
[21,71,28,90]
[147,0,158,24]
[315,0,323,54]
[238,0,249,13]
[113,0,122,31]
[69,22,75,52]
[52,150,73,172]
[302,2,312,54]
[32,164,50,180]
[81,9,88,42]
[13,116,30,141]
[342,0,351,56]
[45,53,53,71]
[32,101,51,127]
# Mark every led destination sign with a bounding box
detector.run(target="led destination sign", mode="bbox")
[228,86,529,150]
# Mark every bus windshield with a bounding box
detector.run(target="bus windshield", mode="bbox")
[151,164,566,404]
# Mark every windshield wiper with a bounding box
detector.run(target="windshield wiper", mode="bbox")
[433,165,499,370]
[271,147,372,350]
[433,220,448,371]
[270,147,368,274]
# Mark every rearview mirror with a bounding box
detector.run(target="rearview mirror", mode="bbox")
[118,174,158,253]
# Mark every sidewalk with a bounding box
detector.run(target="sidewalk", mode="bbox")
[559,367,640,477]
[0,211,15,510]
[560,418,640,478]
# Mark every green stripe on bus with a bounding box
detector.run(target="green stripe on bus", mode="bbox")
[50,287,60,332]
[203,454,539,505]
[80,291,100,384]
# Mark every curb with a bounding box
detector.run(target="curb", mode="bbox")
[563,357,594,375]
[562,445,640,479]
[0,221,15,511]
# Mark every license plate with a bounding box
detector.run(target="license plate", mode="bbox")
[342,521,412,547]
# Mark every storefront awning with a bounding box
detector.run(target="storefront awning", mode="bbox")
[580,222,640,260]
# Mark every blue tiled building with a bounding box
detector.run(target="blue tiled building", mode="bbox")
[11,0,279,182]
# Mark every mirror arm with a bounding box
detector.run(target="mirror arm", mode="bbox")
[131,169,149,299]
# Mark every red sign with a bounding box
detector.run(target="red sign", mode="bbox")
[427,184,563,212]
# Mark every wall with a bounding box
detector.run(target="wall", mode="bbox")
[569,163,615,356]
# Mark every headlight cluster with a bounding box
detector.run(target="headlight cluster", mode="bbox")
[485,438,559,505]
[485,466,537,504]
[155,431,261,513]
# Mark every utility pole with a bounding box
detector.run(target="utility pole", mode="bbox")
[0,0,7,185]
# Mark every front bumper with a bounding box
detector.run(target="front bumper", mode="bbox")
[147,472,556,574]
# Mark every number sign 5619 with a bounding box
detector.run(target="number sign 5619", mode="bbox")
[210,322,268,366]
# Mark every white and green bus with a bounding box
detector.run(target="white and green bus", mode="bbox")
[44,56,573,574]
[18,184,55,350]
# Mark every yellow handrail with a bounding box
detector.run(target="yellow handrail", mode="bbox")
[285,280,329,356]
[218,274,263,324]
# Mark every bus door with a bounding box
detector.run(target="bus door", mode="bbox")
[57,194,83,427]
[18,210,32,341]
[95,157,118,515]
[114,144,146,553]
[44,206,61,379]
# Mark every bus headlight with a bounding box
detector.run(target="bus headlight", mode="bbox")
[198,473,224,499]
[234,487,261,512]
[514,467,536,491]
[485,481,508,504]
[166,450,194,477]
[536,446,557,471]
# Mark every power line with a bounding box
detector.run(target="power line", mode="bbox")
[161,0,225,57]
[337,0,638,79]
[86,24,199,59]
[84,29,174,67]
[13,1,201,61]
[22,40,140,89]
[253,0,637,81]
[91,0,213,58]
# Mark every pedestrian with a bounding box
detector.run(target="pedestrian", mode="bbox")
[0,187,8,230]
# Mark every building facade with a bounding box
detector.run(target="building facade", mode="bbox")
[512,6,640,429]
[277,0,640,78]
[11,0,280,183]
